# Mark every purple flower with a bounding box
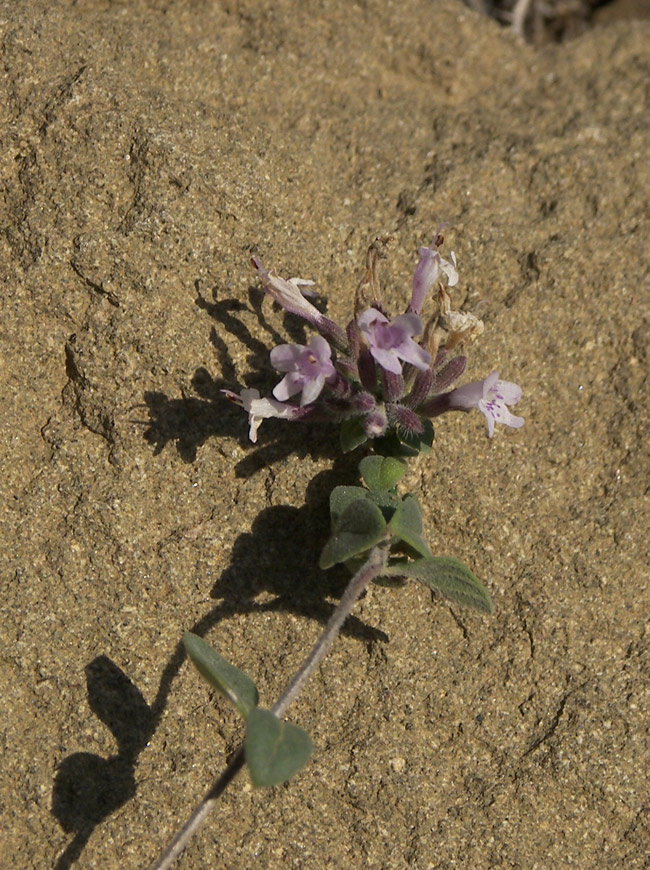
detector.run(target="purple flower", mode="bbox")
[222,388,301,443]
[251,258,348,350]
[409,244,458,316]
[445,371,524,437]
[270,335,336,406]
[251,257,320,320]
[357,308,431,376]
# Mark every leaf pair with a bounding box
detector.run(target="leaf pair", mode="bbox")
[183,633,312,788]
[319,495,387,569]
[320,481,431,571]
[320,455,494,614]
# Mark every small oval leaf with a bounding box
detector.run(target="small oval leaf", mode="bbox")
[383,557,494,613]
[340,416,368,453]
[359,455,408,491]
[366,488,401,523]
[319,499,387,569]
[330,485,369,525]
[183,632,259,718]
[388,496,432,558]
[245,708,313,788]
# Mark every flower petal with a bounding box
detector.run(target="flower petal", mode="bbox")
[482,371,500,395]
[434,371,524,437]
[272,372,304,401]
[358,308,430,375]
[446,380,484,410]
[391,313,423,338]
[358,308,388,330]
[300,373,326,406]
[493,380,522,404]
[270,343,304,372]
[409,244,458,314]
[252,258,348,350]
[269,335,335,405]
[369,346,403,375]
[308,334,333,363]
[393,338,432,372]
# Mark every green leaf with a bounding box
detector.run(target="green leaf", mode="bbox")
[365,489,400,525]
[340,416,368,453]
[372,431,419,458]
[398,418,434,455]
[319,498,387,569]
[372,419,434,458]
[245,707,313,787]
[183,632,259,718]
[382,557,494,613]
[329,485,369,525]
[388,496,432,558]
[359,455,408,491]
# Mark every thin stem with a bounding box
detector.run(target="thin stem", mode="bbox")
[147,546,387,870]
[272,546,385,717]
[511,0,532,38]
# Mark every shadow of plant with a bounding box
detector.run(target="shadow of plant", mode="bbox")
[143,365,343,472]
[53,273,387,865]
[142,280,340,468]
[52,657,154,869]
[52,462,387,868]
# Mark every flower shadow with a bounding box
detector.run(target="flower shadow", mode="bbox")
[143,365,343,472]
[142,279,339,469]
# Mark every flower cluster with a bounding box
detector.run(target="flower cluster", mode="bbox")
[223,236,523,445]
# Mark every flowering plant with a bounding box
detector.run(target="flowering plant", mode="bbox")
[150,234,523,869]
[223,237,522,450]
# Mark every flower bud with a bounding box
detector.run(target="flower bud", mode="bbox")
[363,407,388,438]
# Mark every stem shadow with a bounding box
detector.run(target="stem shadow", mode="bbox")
[52,462,388,869]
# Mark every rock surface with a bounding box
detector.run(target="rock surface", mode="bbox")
[1,2,648,868]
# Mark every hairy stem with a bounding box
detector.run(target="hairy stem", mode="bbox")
[147,546,387,870]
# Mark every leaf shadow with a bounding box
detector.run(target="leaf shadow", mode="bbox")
[51,657,154,869]
[52,459,389,868]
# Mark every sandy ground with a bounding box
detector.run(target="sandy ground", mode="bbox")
[1,1,648,868]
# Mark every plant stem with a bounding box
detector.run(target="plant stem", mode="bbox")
[147,546,387,870]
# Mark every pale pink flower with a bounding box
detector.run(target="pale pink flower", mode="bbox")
[221,388,300,443]
[270,335,336,406]
[251,258,347,349]
[409,244,458,315]
[357,308,431,376]
[445,371,524,437]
